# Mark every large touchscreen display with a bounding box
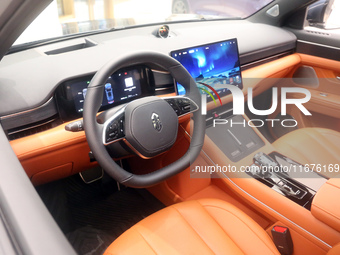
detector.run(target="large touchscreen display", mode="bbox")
[170,38,242,101]
[71,69,142,113]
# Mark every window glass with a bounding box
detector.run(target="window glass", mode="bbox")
[14,0,273,46]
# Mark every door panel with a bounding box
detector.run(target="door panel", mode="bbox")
[268,53,340,139]
[280,0,340,130]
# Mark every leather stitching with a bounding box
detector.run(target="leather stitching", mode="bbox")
[305,130,340,161]
[133,228,158,255]
[171,206,216,254]
[201,203,279,255]
[313,204,340,221]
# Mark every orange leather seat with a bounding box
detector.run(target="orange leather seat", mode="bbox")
[104,199,280,255]
[328,243,340,255]
[272,128,340,178]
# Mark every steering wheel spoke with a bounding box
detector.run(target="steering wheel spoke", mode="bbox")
[163,96,199,118]
[102,107,126,145]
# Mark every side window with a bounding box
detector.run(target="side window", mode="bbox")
[305,0,340,30]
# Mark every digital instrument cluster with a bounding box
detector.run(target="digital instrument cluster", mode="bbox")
[55,66,152,121]
[71,68,142,114]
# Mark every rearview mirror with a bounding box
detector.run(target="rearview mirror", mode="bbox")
[307,0,334,28]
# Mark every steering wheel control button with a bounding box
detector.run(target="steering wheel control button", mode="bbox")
[164,97,198,117]
[164,99,181,115]
[182,105,191,111]
[119,119,124,133]
[104,111,125,145]
[106,119,124,142]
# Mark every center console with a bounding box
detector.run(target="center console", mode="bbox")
[311,178,340,232]
[206,106,265,162]
[248,152,328,210]
[204,108,328,210]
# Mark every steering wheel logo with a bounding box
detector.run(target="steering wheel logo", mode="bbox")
[151,113,163,132]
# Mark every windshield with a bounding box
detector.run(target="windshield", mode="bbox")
[14,0,273,46]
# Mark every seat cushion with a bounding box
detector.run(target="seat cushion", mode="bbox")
[272,128,340,178]
[104,199,279,255]
[328,243,340,255]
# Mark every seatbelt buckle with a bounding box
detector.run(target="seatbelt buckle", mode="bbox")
[271,225,293,255]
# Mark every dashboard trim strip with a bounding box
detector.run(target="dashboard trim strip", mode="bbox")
[296,40,340,62]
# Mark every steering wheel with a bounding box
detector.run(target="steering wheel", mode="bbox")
[83,52,205,188]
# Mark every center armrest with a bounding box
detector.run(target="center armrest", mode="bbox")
[311,178,340,232]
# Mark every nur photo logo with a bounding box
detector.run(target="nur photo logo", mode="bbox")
[200,84,312,128]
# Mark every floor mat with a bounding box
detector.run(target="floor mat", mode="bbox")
[66,227,113,255]
[37,174,165,255]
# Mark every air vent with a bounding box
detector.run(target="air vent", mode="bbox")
[152,70,175,95]
[6,116,62,140]
[306,30,330,36]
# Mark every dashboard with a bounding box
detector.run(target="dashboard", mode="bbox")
[57,38,245,123]
[0,20,296,140]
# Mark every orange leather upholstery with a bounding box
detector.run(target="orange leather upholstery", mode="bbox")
[312,178,340,233]
[328,243,340,255]
[104,199,279,255]
[272,128,340,178]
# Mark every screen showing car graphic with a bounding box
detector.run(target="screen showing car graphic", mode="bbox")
[71,68,142,113]
[171,38,243,101]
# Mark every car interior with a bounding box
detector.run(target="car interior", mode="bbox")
[0,0,340,254]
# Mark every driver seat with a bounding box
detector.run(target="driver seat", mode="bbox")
[104,199,280,254]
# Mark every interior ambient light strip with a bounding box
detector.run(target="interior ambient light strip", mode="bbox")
[180,126,333,249]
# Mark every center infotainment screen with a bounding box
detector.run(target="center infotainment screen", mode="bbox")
[170,38,242,101]
[71,68,142,113]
